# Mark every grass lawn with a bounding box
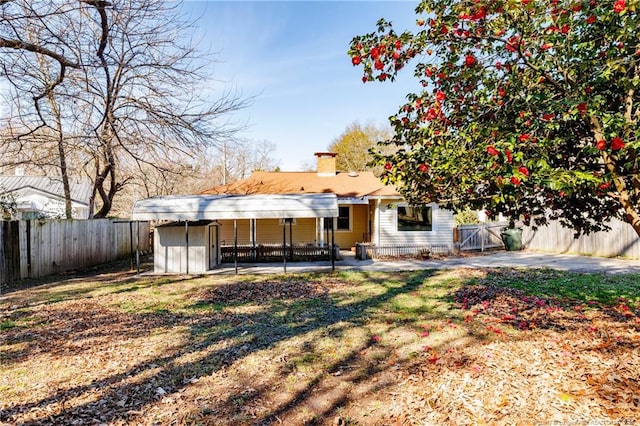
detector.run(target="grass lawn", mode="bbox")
[1,264,639,425]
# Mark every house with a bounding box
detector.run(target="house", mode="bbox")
[131,152,456,274]
[0,173,93,219]
[200,152,455,252]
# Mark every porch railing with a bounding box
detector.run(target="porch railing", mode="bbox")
[355,243,452,260]
[220,243,339,263]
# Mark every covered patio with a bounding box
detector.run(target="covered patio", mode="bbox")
[131,193,339,274]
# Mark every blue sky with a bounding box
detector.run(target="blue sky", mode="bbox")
[181,0,421,170]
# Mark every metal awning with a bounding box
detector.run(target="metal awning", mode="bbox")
[131,193,339,221]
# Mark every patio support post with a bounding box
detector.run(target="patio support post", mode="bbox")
[282,218,287,273]
[129,221,134,270]
[331,218,335,271]
[319,217,325,247]
[289,219,293,260]
[250,219,257,261]
[136,221,140,276]
[185,220,189,275]
[234,219,238,274]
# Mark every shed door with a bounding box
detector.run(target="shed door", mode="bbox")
[209,225,219,268]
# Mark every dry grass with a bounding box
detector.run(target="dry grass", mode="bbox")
[1,265,639,425]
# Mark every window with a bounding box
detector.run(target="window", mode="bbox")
[397,205,433,232]
[323,206,351,231]
[337,206,350,230]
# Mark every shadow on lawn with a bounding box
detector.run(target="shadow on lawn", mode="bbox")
[1,270,448,425]
[7,268,637,424]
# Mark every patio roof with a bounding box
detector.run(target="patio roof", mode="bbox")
[131,193,339,221]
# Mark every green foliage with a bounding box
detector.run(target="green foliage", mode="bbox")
[454,208,480,225]
[350,0,640,236]
[481,269,640,309]
[327,121,393,173]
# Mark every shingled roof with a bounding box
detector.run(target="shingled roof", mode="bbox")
[200,170,400,199]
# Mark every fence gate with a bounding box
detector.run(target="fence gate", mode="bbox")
[458,222,507,251]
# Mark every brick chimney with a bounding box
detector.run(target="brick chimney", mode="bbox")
[314,152,337,176]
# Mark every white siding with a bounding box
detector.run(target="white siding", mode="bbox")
[374,199,455,248]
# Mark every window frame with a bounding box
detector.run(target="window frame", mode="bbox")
[324,205,352,232]
[396,204,434,232]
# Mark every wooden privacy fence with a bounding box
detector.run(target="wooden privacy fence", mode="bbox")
[221,243,338,263]
[0,219,151,287]
[522,218,640,258]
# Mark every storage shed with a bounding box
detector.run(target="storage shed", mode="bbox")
[131,193,339,274]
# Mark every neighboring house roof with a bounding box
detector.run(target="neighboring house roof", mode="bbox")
[200,170,400,199]
[131,193,339,221]
[0,176,92,206]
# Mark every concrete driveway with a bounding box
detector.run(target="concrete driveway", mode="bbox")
[209,250,640,275]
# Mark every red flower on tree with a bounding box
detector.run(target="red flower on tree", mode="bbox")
[374,60,384,70]
[419,163,430,173]
[586,15,596,24]
[577,102,588,115]
[510,176,521,185]
[613,0,626,13]
[610,137,625,150]
[435,90,446,102]
[352,56,362,66]
[518,166,529,176]
[486,145,500,156]
[465,54,477,66]
[425,107,438,121]
[596,139,607,150]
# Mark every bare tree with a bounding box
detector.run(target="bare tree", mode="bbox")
[0,0,247,218]
[107,138,279,217]
[219,139,280,182]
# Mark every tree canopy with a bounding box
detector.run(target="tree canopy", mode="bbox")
[327,121,392,173]
[349,0,639,236]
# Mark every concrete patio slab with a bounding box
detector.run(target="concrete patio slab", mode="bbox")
[204,250,640,275]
